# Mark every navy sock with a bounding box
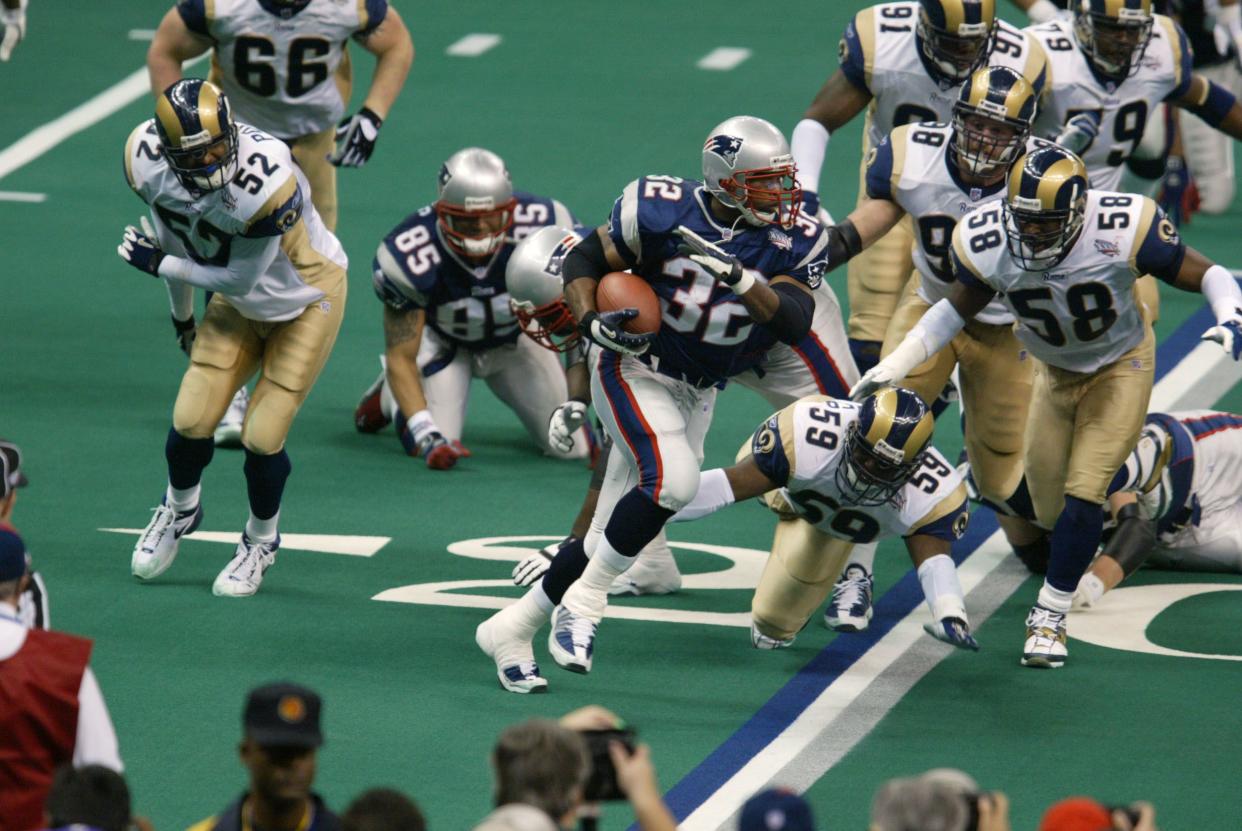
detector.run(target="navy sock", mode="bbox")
[849,338,883,375]
[165,427,215,490]
[1046,495,1104,592]
[243,448,292,520]
[602,489,675,559]
[541,537,589,605]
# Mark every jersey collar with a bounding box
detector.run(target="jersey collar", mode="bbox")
[257,0,313,19]
[693,187,752,242]
[943,150,1006,200]
[433,222,503,279]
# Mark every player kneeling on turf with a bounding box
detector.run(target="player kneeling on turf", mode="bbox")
[672,388,976,651]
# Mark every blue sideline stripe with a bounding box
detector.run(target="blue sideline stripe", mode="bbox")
[660,303,1214,823]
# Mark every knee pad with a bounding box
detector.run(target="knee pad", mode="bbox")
[173,365,234,439]
[650,458,700,512]
[242,383,299,455]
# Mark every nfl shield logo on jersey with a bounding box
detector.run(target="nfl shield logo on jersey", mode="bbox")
[767,228,793,251]
[1093,239,1120,258]
[705,134,743,166]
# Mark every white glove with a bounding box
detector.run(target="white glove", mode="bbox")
[849,362,905,400]
[548,399,589,453]
[0,2,26,62]
[1202,315,1242,360]
[512,547,555,587]
[1054,111,1101,156]
[674,225,757,293]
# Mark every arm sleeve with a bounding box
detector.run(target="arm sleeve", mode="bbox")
[863,134,898,201]
[838,13,871,92]
[762,282,815,345]
[1131,201,1187,283]
[1163,19,1196,101]
[175,0,210,37]
[165,278,195,320]
[157,235,282,294]
[669,468,737,522]
[73,667,123,772]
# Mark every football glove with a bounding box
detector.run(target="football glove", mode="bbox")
[578,310,653,357]
[922,617,980,652]
[117,217,164,276]
[548,399,589,454]
[399,409,472,469]
[674,225,755,292]
[849,360,904,400]
[1053,111,1101,155]
[1202,311,1242,360]
[329,107,383,168]
[1157,156,1199,227]
[172,315,196,356]
[0,2,26,62]
[512,540,567,587]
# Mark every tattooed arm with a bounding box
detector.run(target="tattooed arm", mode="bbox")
[383,305,429,416]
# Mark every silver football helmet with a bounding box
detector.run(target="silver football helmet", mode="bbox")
[435,147,517,258]
[505,225,581,353]
[701,116,801,229]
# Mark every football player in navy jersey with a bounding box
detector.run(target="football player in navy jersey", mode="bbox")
[475,115,862,692]
[354,147,590,468]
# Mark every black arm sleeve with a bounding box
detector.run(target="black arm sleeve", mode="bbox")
[825,219,863,271]
[763,283,815,345]
[563,231,628,286]
[1101,502,1157,577]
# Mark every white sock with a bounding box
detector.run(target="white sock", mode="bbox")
[245,510,280,543]
[917,554,966,622]
[499,586,553,641]
[847,541,878,574]
[578,535,632,592]
[166,483,201,513]
[1038,581,1075,614]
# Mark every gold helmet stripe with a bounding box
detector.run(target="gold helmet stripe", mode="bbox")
[197,82,223,140]
[1001,73,1036,118]
[942,0,995,32]
[904,409,935,463]
[1035,157,1087,208]
[154,94,185,147]
[864,388,898,446]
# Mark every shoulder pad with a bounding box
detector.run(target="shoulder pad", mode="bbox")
[123,120,163,195]
[243,175,303,238]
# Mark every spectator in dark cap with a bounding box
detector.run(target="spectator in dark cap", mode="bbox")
[0,526,123,831]
[739,788,815,831]
[188,682,341,831]
[0,437,49,629]
[341,788,425,831]
[44,763,152,831]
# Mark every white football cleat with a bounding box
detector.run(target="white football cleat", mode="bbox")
[1021,604,1068,668]
[214,387,249,448]
[750,623,794,650]
[824,565,874,632]
[608,538,682,596]
[212,534,279,597]
[476,614,548,694]
[548,606,596,674]
[132,500,204,580]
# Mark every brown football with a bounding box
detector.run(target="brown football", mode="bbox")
[596,272,661,334]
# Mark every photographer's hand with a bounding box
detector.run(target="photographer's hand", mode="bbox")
[1113,802,1157,831]
[559,705,621,732]
[609,742,676,831]
[976,792,1012,831]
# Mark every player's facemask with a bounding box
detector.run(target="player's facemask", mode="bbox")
[1075,9,1153,79]
[435,201,517,258]
[719,165,802,230]
[164,129,239,195]
[951,111,1027,178]
[1003,200,1086,271]
[835,424,926,507]
[918,12,992,85]
[511,297,580,353]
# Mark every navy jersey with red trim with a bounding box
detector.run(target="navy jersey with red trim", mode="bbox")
[606,176,831,387]
[371,191,575,350]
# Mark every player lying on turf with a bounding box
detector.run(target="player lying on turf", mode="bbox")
[1075,409,1242,607]
[353,148,591,468]
[670,389,977,651]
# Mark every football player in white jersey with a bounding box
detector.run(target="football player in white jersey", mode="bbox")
[1075,410,1242,606]
[118,80,349,598]
[147,0,412,445]
[854,144,1242,667]
[0,0,25,61]
[671,389,976,651]
[818,66,1052,632]
[352,149,592,468]
[791,0,1048,373]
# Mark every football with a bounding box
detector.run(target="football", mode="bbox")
[596,272,661,334]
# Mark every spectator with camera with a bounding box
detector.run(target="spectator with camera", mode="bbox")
[483,705,675,831]
[1040,797,1159,831]
[870,768,1010,831]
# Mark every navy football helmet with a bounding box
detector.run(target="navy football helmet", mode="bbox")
[154,79,238,196]
[1003,145,1090,270]
[836,388,935,506]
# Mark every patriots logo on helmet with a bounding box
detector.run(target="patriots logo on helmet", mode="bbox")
[1093,238,1120,257]
[705,134,744,167]
[438,163,452,189]
[543,234,578,277]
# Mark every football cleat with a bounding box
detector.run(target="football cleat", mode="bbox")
[750,623,795,650]
[548,606,596,674]
[212,534,279,597]
[1021,604,1068,668]
[214,387,249,448]
[131,500,204,580]
[354,360,391,433]
[824,565,874,632]
[923,617,981,651]
[475,615,547,694]
[608,538,682,596]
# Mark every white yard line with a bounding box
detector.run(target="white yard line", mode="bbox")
[446,33,501,57]
[127,29,157,41]
[696,47,752,71]
[0,191,46,202]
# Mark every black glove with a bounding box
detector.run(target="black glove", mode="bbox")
[579,310,654,356]
[329,107,383,168]
[172,315,196,356]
